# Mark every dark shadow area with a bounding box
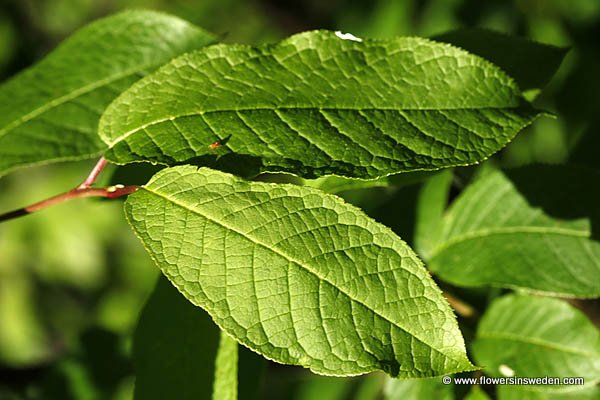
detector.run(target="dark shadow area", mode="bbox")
[182,152,265,179]
[506,164,600,240]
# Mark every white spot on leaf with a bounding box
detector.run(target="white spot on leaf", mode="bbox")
[335,31,363,42]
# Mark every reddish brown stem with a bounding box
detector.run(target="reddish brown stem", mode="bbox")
[0,157,139,224]
[79,156,109,188]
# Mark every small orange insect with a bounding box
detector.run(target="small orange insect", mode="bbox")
[208,140,222,150]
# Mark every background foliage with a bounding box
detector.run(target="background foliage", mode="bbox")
[0,0,599,399]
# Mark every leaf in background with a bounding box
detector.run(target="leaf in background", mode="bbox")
[498,385,600,400]
[304,171,435,195]
[465,386,491,400]
[414,169,453,259]
[384,376,453,400]
[304,175,392,194]
[125,165,474,378]
[472,295,600,396]
[434,28,568,97]
[133,276,221,400]
[295,376,352,400]
[0,10,215,178]
[213,333,238,400]
[569,120,600,170]
[428,166,600,297]
[100,30,539,179]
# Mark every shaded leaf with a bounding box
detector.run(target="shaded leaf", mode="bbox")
[0,10,215,177]
[125,165,473,378]
[414,169,453,259]
[428,166,600,297]
[498,385,600,400]
[304,175,392,194]
[473,295,600,395]
[304,171,435,195]
[132,276,221,400]
[384,376,453,400]
[465,386,491,400]
[100,30,539,179]
[295,376,352,400]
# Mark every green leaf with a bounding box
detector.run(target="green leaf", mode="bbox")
[428,166,600,297]
[414,169,453,259]
[304,171,435,194]
[465,386,491,400]
[100,30,539,179]
[132,276,221,400]
[213,333,238,400]
[354,374,386,400]
[125,165,474,378]
[434,28,567,95]
[497,385,600,400]
[0,10,215,177]
[384,377,453,400]
[472,295,600,396]
[295,376,352,400]
[304,175,392,194]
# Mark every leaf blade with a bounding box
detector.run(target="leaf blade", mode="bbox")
[0,10,215,177]
[472,295,600,394]
[125,165,473,378]
[428,166,600,297]
[101,31,540,179]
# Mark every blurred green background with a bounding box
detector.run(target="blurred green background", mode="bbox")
[0,0,598,399]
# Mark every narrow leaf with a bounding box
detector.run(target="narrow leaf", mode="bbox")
[100,30,539,179]
[472,295,600,395]
[428,166,600,297]
[132,276,221,400]
[414,169,453,259]
[0,10,215,177]
[304,175,392,194]
[125,165,474,378]
[213,333,238,400]
[434,28,568,94]
[304,171,435,194]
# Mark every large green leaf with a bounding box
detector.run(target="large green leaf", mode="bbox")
[428,166,600,297]
[472,295,600,397]
[0,10,215,177]
[124,165,474,378]
[100,30,539,179]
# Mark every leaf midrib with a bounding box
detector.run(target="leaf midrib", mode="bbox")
[0,63,154,139]
[104,105,529,147]
[429,225,589,260]
[141,184,464,365]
